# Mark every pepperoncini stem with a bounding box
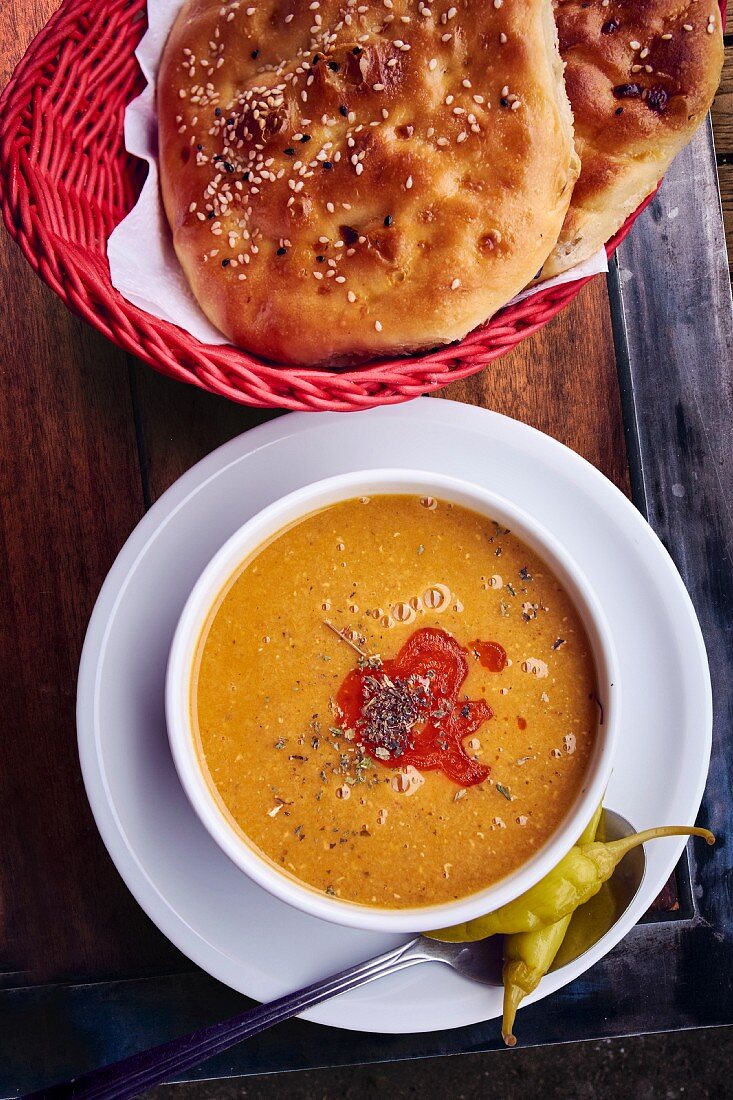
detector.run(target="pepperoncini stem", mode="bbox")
[586,826,715,880]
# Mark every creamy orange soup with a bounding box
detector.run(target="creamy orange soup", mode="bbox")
[193,495,598,909]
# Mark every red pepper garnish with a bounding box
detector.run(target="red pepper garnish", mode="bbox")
[470,639,507,672]
[335,627,492,786]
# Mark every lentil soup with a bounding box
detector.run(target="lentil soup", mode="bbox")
[193,494,598,909]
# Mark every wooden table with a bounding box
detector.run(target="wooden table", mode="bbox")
[1,3,732,1094]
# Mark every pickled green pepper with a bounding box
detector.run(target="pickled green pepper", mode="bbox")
[501,804,604,1046]
[429,825,715,943]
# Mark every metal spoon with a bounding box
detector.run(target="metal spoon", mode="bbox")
[552,808,644,971]
[33,809,643,1100]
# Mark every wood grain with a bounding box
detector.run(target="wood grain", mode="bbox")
[438,279,631,495]
[131,367,280,504]
[0,216,188,986]
[711,46,732,158]
[0,0,194,989]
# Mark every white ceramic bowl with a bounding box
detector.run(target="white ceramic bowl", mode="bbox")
[166,469,619,933]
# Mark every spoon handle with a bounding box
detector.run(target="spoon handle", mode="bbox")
[33,938,424,1100]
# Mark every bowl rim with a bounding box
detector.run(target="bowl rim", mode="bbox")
[166,468,620,933]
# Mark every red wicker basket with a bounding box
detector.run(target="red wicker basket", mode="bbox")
[0,0,680,411]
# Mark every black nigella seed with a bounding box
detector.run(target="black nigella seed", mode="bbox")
[196,143,203,151]
[323,161,333,170]
[328,61,340,71]
[212,153,222,161]
[300,134,311,143]
[601,18,619,33]
[214,107,222,116]
[615,106,624,115]
[207,210,215,219]
[384,214,393,227]
[284,147,295,155]
[316,255,325,262]
[339,105,348,116]
[243,170,251,180]
[313,54,320,63]
[276,247,287,256]
[223,161,234,172]
[613,83,642,99]
[226,118,235,127]
[646,85,669,113]
[500,97,509,107]
[251,49,259,59]
[221,259,230,267]
[352,46,362,55]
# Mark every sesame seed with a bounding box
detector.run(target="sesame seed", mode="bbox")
[375,320,383,331]
[373,83,385,92]
[405,175,413,189]
[630,39,641,49]
[451,278,461,290]
[347,290,357,302]
[428,57,438,70]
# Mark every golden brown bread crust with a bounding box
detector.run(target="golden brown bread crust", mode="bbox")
[540,0,723,279]
[158,0,579,365]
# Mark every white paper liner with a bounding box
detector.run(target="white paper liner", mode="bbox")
[107,0,608,349]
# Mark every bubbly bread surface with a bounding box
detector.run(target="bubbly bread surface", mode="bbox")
[158,0,578,365]
[540,0,723,280]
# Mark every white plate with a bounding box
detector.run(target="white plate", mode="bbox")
[77,398,712,1035]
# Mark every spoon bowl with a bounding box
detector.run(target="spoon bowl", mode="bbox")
[551,808,644,971]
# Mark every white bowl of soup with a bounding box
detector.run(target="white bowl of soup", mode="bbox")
[166,471,619,933]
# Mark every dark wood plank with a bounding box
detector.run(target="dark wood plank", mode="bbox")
[0,0,191,987]
[0,215,190,986]
[439,278,631,495]
[130,366,280,504]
